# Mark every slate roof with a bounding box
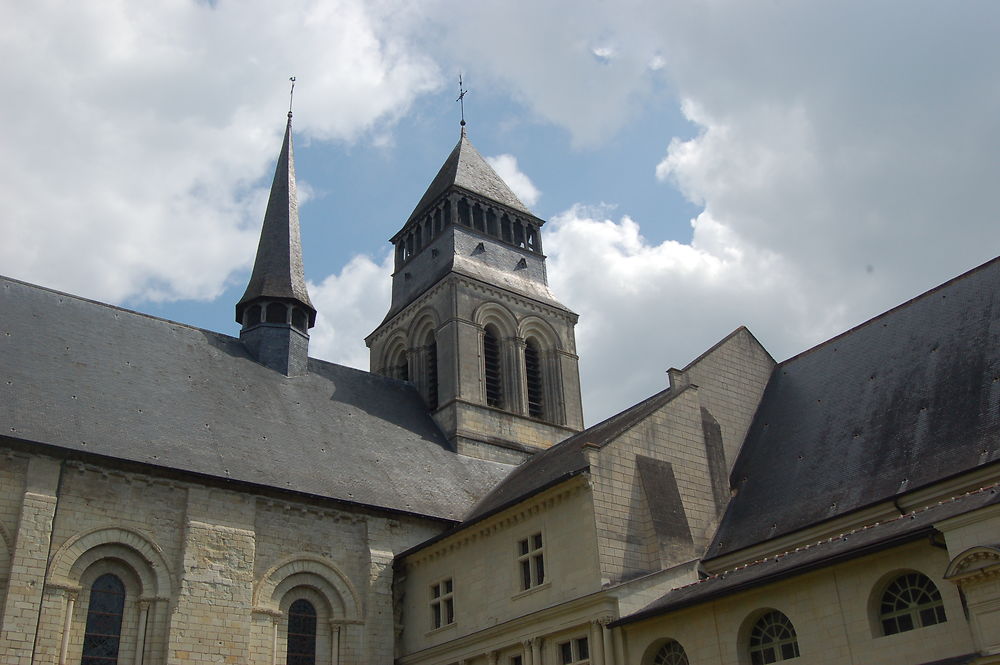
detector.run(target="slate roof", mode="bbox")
[400,130,534,231]
[236,115,315,325]
[462,387,681,523]
[706,257,1000,560]
[615,483,1000,626]
[0,276,512,521]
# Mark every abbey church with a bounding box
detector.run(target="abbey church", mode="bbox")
[2,113,999,665]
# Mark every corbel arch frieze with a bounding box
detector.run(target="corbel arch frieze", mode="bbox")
[47,526,172,597]
[254,554,361,622]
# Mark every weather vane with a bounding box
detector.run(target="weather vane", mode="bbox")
[456,73,468,128]
[288,76,296,118]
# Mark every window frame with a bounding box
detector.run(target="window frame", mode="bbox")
[877,571,947,636]
[515,532,546,592]
[430,577,455,630]
[747,609,799,665]
[557,636,590,665]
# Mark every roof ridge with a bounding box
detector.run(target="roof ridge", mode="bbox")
[777,255,1000,367]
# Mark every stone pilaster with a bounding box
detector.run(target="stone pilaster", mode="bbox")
[0,456,61,665]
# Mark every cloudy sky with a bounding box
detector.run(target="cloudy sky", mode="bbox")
[2,1,999,424]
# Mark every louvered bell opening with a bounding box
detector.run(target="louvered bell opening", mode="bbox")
[396,361,409,382]
[484,329,503,408]
[426,339,438,410]
[525,340,544,418]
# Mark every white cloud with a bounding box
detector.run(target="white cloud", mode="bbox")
[308,252,393,371]
[0,0,439,304]
[485,154,541,207]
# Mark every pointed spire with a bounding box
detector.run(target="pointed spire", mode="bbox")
[403,129,532,228]
[236,113,315,327]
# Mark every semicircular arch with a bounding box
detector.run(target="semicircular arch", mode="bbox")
[473,301,517,338]
[407,308,441,347]
[254,555,361,621]
[48,526,172,597]
[519,316,560,349]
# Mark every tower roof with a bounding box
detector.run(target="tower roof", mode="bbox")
[403,130,533,230]
[236,114,315,325]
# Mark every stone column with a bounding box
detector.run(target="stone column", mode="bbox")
[0,456,62,665]
[509,336,527,415]
[589,620,605,665]
[58,590,78,665]
[600,617,614,665]
[522,640,533,665]
[329,623,341,665]
[530,637,542,665]
[134,600,150,665]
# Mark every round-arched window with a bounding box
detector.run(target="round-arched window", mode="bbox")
[748,610,799,664]
[81,573,126,665]
[287,598,317,665]
[879,571,946,635]
[652,639,689,665]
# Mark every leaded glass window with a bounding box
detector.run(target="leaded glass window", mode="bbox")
[286,598,317,665]
[748,610,799,664]
[880,572,946,635]
[81,573,125,665]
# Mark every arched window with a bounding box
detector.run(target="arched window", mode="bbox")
[879,572,946,635]
[425,331,438,410]
[748,610,799,664]
[286,598,318,665]
[266,302,287,324]
[245,304,262,327]
[291,307,307,332]
[652,640,689,665]
[483,325,504,408]
[81,573,126,665]
[524,338,545,419]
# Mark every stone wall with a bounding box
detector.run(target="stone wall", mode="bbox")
[0,449,444,665]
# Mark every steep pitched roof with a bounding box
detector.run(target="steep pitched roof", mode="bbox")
[402,131,533,230]
[236,115,315,324]
[1,276,512,521]
[706,257,1000,560]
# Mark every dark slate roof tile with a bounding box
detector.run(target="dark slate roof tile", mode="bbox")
[706,257,1000,560]
[0,276,512,521]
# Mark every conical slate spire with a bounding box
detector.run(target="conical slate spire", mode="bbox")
[403,130,532,228]
[236,114,315,326]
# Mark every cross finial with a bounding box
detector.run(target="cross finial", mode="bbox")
[456,73,468,132]
[288,76,296,118]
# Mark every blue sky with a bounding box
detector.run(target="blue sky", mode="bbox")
[3,1,999,423]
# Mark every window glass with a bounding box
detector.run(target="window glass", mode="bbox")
[287,598,317,665]
[748,610,799,664]
[880,572,946,636]
[81,574,126,665]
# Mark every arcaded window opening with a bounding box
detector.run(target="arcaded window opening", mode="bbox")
[748,610,799,664]
[291,308,307,332]
[266,302,287,324]
[879,572,946,635]
[426,332,439,410]
[524,338,545,419]
[483,326,504,408]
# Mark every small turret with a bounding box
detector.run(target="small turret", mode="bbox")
[236,113,316,376]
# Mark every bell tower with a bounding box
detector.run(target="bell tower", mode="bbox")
[366,128,584,463]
